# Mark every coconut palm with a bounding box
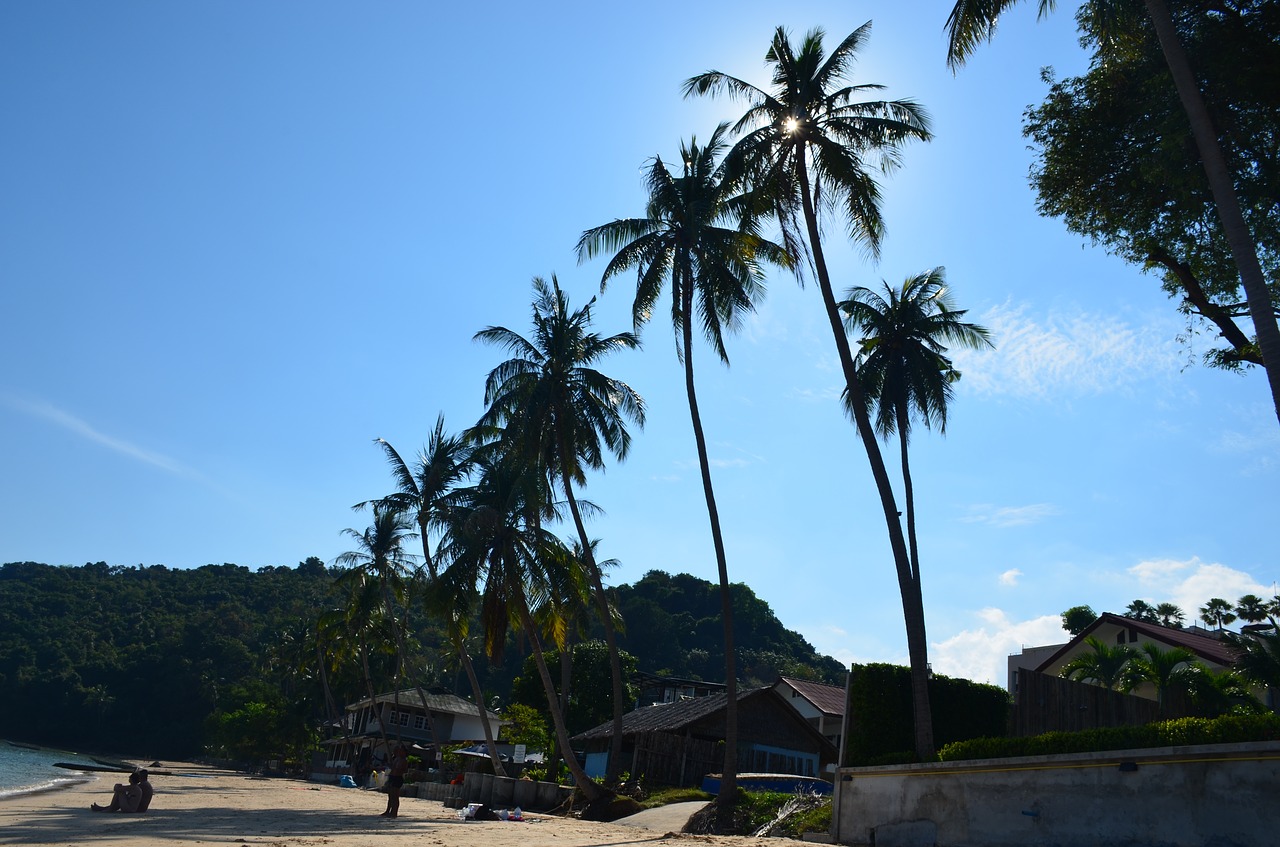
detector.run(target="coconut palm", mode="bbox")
[1120,642,1202,714]
[1059,635,1134,690]
[684,24,936,759]
[1235,594,1269,625]
[1125,599,1158,623]
[474,274,644,782]
[1184,665,1266,717]
[436,452,606,804]
[840,268,991,603]
[1199,597,1237,630]
[945,0,1280,425]
[362,421,506,775]
[577,123,790,797]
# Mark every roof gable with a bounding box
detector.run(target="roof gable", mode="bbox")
[1035,612,1238,673]
[776,676,845,716]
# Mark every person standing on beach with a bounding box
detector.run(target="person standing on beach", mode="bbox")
[380,744,408,818]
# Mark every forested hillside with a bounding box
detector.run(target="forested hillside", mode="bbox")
[0,561,843,759]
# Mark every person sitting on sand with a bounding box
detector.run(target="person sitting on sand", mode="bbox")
[91,769,151,813]
[379,744,409,818]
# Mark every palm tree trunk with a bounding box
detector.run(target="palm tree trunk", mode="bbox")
[457,640,507,777]
[897,406,921,587]
[796,158,934,760]
[515,596,605,803]
[1142,0,1280,424]
[680,274,739,802]
[560,475,627,783]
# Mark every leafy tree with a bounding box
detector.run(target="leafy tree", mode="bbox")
[510,640,639,736]
[1060,605,1098,636]
[1200,597,1238,630]
[684,22,935,761]
[1235,594,1270,624]
[475,275,644,782]
[1184,665,1266,717]
[1059,636,1134,690]
[946,0,1280,424]
[1224,627,1280,709]
[1022,9,1279,372]
[1125,599,1158,623]
[499,702,551,753]
[841,268,991,609]
[577,123,789,798]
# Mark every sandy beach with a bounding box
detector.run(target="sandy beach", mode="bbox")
[0,763,780,847]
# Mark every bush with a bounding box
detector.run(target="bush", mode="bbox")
[937,713,1280,761]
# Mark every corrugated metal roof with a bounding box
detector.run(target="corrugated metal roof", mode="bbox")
[347,688,504,721]
[572,687,766,741]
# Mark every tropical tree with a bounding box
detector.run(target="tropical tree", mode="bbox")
[840,268,991,597]
[1183,665,1266,717]
[1120,642,1202,713]
[576,123,790,797]
[684,23,935,761]
[1199,597,1237,630]
[1223,627,1280,709]
[1155,603,1185,629]
[436,452,607,803]
[1125,599,1158,623]
[1059,636,1133,690]
[361,422,507,775]
[474,275,645,782]
[1235,594,1269,624]
[945,0,1280,425]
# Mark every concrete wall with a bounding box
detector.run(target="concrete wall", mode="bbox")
[832,741,1280,847]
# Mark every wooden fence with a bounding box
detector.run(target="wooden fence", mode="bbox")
[1013,669,1162,736]
[626,730,722,787]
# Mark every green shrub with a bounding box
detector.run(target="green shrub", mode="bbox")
[938,713,1280,761]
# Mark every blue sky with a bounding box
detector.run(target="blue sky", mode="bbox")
[3,1,1276,688]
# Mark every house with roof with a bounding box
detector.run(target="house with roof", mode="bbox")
[321,687,507,773]
[633,670,725,708]
[772,675,846,751]
[571,685,838,787]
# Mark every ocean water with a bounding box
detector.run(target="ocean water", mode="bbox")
[0,742,103,799]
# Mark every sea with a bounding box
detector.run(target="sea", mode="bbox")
[0,741,104,799]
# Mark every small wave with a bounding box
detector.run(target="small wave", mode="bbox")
[0,773,96,800]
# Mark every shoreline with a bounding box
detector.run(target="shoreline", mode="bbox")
[0,773,97,802]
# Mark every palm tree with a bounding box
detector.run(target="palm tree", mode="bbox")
[1059,636,1134,690]
[1120,642,1202,714]
[840,268,991,609]
[333,505,418,752]
[1223,627,1280,709]
[1235,594,1269,625]
[362,421,507,776]
[1125,599,1158,623]
[474,274,645,783]
[1199,597,1237,630]
[1184,665,1266,717]
[436,452,606,804]
[1154,603,1185,628]
[577,124,790,798]
[945,0,1280,425]
[684,24,936,760]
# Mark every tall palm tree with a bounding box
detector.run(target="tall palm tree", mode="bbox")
[361,422,506,776]
[1199,597,1237,630]
[840,268,991,616]
[1125,599,1158,623]
[333,505,418,752]
[436,452,606,804]
[474,274,645,782]
[1120,642,1202,714]
[1058,636,1133,690]
[577,124,790,798]
[945,0,1280,425]
[684,24,936,760]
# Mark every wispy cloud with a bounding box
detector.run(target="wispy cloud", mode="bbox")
[999,568,1023,586]
[1127,556,1271,614]
[3,394,198,478]
[961,502,1060,528]
[932,608,1068,686]
[951,301,1180,399]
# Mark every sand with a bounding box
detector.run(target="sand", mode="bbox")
[0,764,780,847]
